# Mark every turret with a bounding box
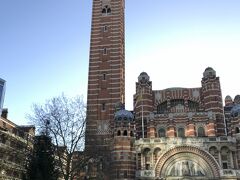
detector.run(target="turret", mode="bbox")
[134,72,153,139]
[111,107,136,179]
[225,95,233,106]
[201,67,225,136]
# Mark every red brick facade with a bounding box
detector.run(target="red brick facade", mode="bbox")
[85,0,125,178]
[85,0,240,179]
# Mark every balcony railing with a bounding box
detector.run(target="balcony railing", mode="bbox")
[136,170,155,178]
[220,169,239,177]
[135,136,236,145]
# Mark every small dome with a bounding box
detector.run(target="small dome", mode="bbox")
[225,95,233,106]
[114,109,134,121]
[203,67,216,78]
[231,104,240,117]
[225,95,232,101]
[138,72,150,83]
[205,67,213,71]
[234,95,240,104]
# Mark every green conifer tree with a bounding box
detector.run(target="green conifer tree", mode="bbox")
[24,135,59,180]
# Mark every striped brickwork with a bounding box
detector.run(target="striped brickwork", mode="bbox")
[86,0,125,150]
[134,80,153,139]
[201,76,225,136]
[133,70,225,139]
[111,123,136,179]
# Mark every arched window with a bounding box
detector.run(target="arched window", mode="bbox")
[170,99,184,107]
[188,100,199,111]
[0,134,6,144]
[153,148,161,164]
[221,147,230,169]
[123,130,127,136]
[236,127,240,134]
[157,101,167,114]
[209,146,217,156]
[178,127,185,137]
[143,148,151,170]
[198,127,205,137]
[158,128,166,137]
[117,130,121,136]
[102,5,111,15]
[209,146,219,162]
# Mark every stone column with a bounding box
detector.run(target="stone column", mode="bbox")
[230,151,234,168]
[218,150,222,168]
[151,152,154,169]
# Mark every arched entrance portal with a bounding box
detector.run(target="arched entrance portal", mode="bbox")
[155,145,220,179]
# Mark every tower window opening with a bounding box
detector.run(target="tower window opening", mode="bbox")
[102,5,111,16]
[103,73,106,80]
[130,131,134,137]
[103,25,107,32]
[123,130,127,136]
[103,48,107,54]
[102,103,106,111]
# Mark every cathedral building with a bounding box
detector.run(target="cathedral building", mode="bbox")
[85,0,240,179]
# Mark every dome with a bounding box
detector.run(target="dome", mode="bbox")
[203,67,216,78]
[234,95,240,104]
[205,67,213,71]
[138,72,150,83]
[225,95,233,106]
[114,109,134,121]
[225,95,232,101]
[230,104,240,117]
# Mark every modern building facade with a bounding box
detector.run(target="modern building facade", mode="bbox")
[85,0,240,179]
[0,78,6,115]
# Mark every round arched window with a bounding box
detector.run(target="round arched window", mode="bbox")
[235,127,240,134]
[178,127,185,137]
[158,128,166,137]
[198,127,205,137]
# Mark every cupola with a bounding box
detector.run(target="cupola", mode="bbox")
[203,67,216,79]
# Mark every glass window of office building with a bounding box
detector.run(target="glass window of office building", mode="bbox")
[0,78,6,111]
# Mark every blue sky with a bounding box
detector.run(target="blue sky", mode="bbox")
[1,0,240,125]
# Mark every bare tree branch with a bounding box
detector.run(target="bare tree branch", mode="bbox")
[28,94,86,180]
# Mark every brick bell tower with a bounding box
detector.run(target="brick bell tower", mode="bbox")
[85,0,125,176]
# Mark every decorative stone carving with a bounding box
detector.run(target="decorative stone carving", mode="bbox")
[155,145,220,178]
[168,160,205,177]
[97,120,111,134]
